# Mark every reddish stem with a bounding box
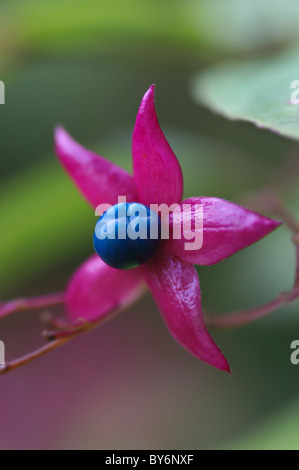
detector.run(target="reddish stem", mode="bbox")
[0,336,73,375]
[0,292,146,375]
[208,192,299,329]
[207,290,299,330]
[0,293,65,320]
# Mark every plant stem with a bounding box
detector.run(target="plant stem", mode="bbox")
[0,293,65,320]
[208,191,299,329]
[0,292,147,375]
[0,337,71,375]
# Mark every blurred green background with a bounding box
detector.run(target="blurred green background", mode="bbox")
[1,0,299,450]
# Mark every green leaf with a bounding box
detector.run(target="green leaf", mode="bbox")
[191,46,299,141]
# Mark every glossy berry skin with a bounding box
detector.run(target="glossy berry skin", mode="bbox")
[93,202,161,270]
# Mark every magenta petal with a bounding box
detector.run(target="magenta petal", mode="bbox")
[66,255,145,323]
[132,85,183,206]
[55,127,138,209]
[143,250,230,372]
[165,197,281,265]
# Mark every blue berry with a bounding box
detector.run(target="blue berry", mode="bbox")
[93,203,161,270]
